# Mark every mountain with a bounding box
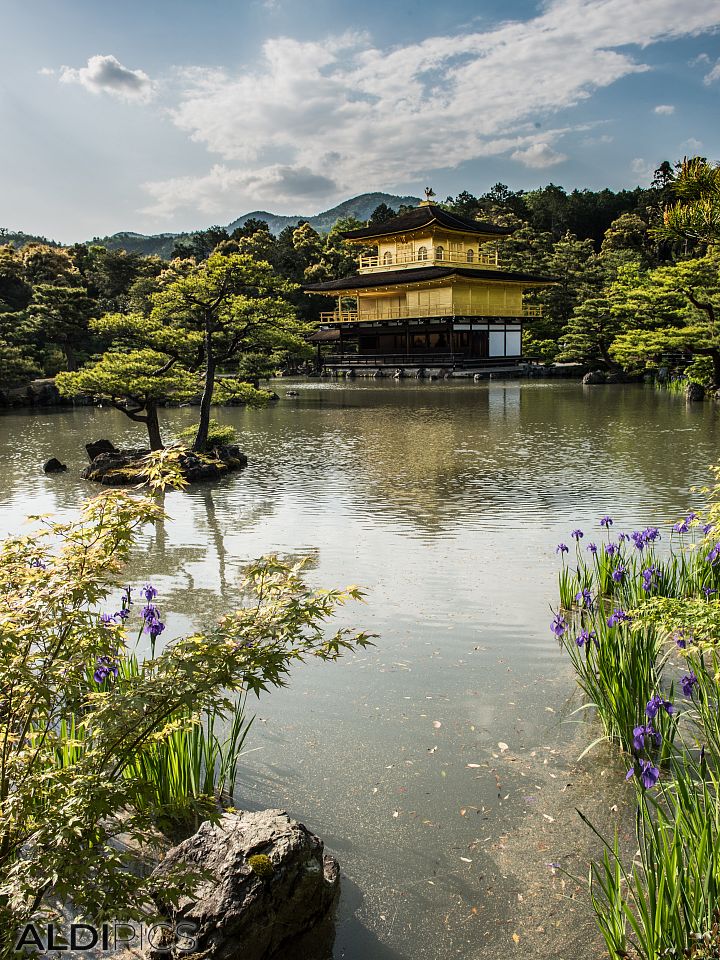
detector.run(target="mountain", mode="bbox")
[99,192,421,258]
[6,193,422,259]
[227,192,421,236]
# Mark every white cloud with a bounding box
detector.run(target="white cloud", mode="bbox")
[141,0,720,216]
[705,59,720,84]
[582,133,614,145]
[653,103,675,114]
[143,164,339,216]
[631,158,655,182]
[690,51,720,81]
[59,54,154,102]
[38,67,56,77]
[511,142,568,168]
[681,137,704,152]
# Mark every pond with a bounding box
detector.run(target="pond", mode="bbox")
[1,379,718,959]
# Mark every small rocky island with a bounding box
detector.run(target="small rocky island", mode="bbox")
[82,439,248,485]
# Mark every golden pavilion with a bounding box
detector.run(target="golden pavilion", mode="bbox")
[304,199,554,369]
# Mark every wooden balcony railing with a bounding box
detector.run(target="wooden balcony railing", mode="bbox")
[358,250,501,271]
[319,304,541,323]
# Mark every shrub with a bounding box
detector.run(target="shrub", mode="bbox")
[0,491,372,953]
[177,418,237,448]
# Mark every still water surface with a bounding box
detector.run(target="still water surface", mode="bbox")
[1,380,718,959]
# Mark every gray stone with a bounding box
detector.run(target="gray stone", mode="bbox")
[43,458,67,474]
[582,370,607,385]
[29,379,62,405]
[150,809,340,960]
[686,381,705,402]
[86,439,118,462]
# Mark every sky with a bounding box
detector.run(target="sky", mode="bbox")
[1,0,718,242]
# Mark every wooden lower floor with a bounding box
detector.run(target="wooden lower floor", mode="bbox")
[310,317,523,369]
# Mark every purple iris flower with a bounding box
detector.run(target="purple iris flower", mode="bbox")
[680,673,698,697]
[575,588,593,608]
[703,586,716,599]
[630,531,646,551]
[674,519,690,534]
[142,602,165,640]
[632,724,661,751]
[707,543,720,565]
[575,628,597,649]
[605,543,618,557]
[29,558,47,569]
[94,655,119,685]
[618,532,629,542]
[641,566,658,593]
[571,529,584,541]
[142,583,158,602]
[703,523,714,535]
[600,516,613,528]
[100,613,117,627]
[638,760,660,789]
[645,695,675,719]
[550,614,567,638]
[587,542,598,555]
[556,543,569,555]
[607,608,632,627]
[643,527,660,543]
[611,565,627,583]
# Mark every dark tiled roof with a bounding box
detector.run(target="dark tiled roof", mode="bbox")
[304,266,556,292]
[340,204,513,241]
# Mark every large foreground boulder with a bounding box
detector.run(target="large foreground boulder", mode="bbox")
[82,445,248,485]
[150,809,340,960]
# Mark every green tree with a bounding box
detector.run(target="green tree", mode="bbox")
[367,203,397,225]
[600,213,653,263]
[148,252,305,451]
[557,250,644,366]
[57,343,198,450]
[171,226,230,261]
[0,245,31,312]
[661,157,720,245]
[26,284,96,371]
[19,243,78,286]
[610,251,720,381]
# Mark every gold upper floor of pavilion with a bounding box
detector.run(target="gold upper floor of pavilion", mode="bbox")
[340,201,512,274]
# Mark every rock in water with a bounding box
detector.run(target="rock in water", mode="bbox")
[686,382,705,402]
[43,457,67,473]
[85,439,118,462]
[150,810,340,960]
[582,370,607,385]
